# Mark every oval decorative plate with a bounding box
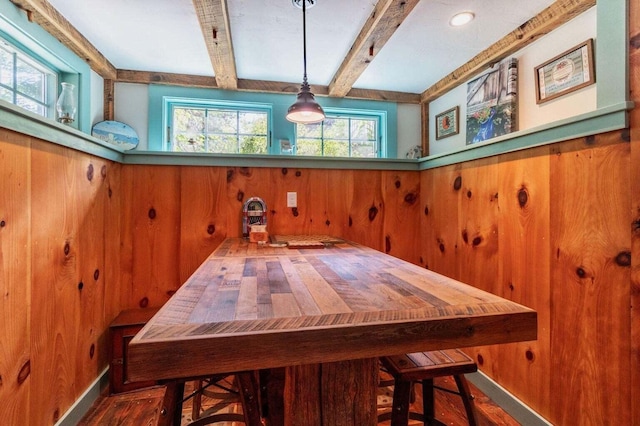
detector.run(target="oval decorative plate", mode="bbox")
[92,120,139,150]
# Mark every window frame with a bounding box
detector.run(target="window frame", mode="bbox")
[163,97,273,154]
[293,108,387,158]
[0,34,58,119]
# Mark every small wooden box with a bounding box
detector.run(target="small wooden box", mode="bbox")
[249,231,269,243]
[109,308,160,394]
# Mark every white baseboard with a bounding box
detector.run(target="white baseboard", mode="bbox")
[55,367,109,426]
[466,371,552,426]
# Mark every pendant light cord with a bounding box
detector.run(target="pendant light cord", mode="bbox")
[302,0,308,86]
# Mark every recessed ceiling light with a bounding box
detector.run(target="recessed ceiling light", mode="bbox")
[450,11,475,27]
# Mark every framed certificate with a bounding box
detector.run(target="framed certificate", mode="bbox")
[535,39,595,104]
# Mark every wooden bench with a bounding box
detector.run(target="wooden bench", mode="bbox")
[78,384,177,426]
[379,349,478,426]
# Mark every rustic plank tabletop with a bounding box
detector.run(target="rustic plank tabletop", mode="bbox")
[128,237,537,425]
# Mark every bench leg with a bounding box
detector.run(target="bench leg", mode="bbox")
[390,378,412,426]
[237,371,262,426]
[453,375,477,426]
[172,381,186,426]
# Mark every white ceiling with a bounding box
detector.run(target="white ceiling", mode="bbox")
[47,0,556,95]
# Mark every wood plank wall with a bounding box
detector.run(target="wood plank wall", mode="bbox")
[420,131,633,424]
[0,129,121,425]
[1,129,638,425]
[118,165,421,310]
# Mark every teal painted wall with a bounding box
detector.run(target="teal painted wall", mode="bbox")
[147,84,398,157]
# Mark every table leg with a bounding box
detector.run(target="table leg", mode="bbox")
[283,358,378,426]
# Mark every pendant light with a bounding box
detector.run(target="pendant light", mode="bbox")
[286,0,325,124]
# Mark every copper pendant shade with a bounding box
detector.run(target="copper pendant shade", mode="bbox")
[286,0,325,124]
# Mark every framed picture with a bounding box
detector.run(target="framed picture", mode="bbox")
[466,57,518,145]
[435,106,459,140]
[535,39,595,104]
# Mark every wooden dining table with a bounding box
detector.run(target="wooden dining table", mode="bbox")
[128,237,537,426]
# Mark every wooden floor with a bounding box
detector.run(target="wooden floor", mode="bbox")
[181,375,520,426]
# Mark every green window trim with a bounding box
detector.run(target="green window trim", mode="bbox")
[163,97,273,154]
[294,108,386,158]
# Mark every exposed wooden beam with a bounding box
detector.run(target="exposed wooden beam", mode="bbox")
[103,79,114,121]
[9,0,116,79]
[420,0,596,104]
[192,0,237,90]
[116,70,421,104]
[328,0,420,98]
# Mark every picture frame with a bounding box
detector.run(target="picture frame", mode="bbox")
[535,39,595,104]
[435,106,459,140]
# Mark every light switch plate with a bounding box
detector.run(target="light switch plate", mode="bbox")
[287,192,297,208]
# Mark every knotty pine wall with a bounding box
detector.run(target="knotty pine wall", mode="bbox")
[118,165,422,310]
[0,128,122,425]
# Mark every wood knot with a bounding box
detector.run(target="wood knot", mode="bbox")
[576,267,586,278]
[17,360,30,385]
[207,224,215,235]
[78,281,84,290]
[94,269,100,280]
[368,206,379,222]
[108,187,113,198]
[226,169,234,182]
[239,167,251,177]
[525,349,535,362]
[0,220,5,227]
[517,187,529,208]
[424,206,429,216]
[64,242,71,256]
[385,236,391,253]
[348,216,353,227]
[139,297,149,308]
[325,220,330,226]
[404,192,417,205]
[86,164,94,181]
[292,207,299,217]
[236,190,244,202]
[472,236,482,247]
[476,354,484,365]
[466,190,472,199]
[101,165,107,178]
[295,171,302,177]
[89,343,95,359]
[148,208,156,219]
[281,168,288,175]
[509,282,515,291]
[437,238,445,253]
[453,176,462,191]
[461,230,468,244]
[394,180,401,189]
[615,251,631,267]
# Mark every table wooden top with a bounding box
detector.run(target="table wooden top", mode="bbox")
[128,238,536,382]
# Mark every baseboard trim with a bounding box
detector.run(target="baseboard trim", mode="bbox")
[466,371,552,426]
[55,367,109,426]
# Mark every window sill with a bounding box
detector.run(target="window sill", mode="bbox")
[1,100,632,171]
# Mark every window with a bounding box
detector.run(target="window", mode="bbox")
[0,37,56,118]
[168,100,271,154]
[295,111,383,158]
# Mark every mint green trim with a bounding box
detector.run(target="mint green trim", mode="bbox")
[148,84,397,157]
[1,100,630,170]
[0,0,91,133]
[123,151,417,171]
[0,100,124,162]
[55,368,109,426]
[419,103,631,170]
[596,0,628,108]
[466,371,552,426]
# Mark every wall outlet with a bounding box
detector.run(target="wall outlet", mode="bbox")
[287,192,297,208]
